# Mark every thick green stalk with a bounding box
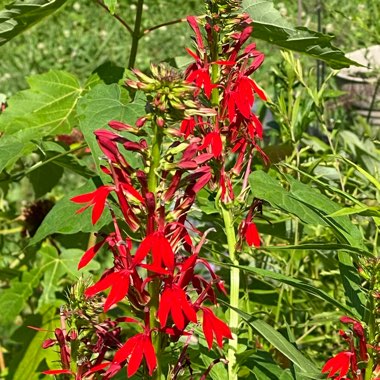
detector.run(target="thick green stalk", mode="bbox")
[221,206,239,380]
[128,0,144,68]
[147,123,164,380]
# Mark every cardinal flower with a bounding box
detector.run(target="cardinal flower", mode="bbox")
[111,330,157,378]
[201,307,232,349]
[71,185,113,225]
[85,269,131,312]
[321,351,353,380]
[157,284,197,330]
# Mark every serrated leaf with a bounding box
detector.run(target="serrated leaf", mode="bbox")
[0,70,83,172]
[38,245,100,308]
[30,177,112,245]
[241,0,358,69]
[0,0,68,45]
[77,83,146,176]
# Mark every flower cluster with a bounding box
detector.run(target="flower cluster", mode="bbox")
[43,1,267,377]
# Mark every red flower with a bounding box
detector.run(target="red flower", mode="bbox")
[85,269,131,312]
[244,221,261,247]
[112,331,156,378]
[42,369,74,376]
[198,132,223,158]
[157,284,197,330]
[201,307,232,349]
[71,185,113,224]
[322,351,353,380]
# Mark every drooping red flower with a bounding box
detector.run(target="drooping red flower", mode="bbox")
[157,284,197,330]
[244,221,261,247]
[198,131,223,158]
[321,351,353,380]
[71,185,113,224]
[201,307,232,349]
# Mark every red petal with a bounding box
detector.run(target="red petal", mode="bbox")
[251,80,267,101]
[84,362,111,375]
[78,238,106,270]
[202,308,214,349]
[103,271,130,312]
[133,234,153,265]
[143,336,157,376]
[70,190,97,203]
[246,223,260,247]
[157,287,172,328]
[127,338,144,378]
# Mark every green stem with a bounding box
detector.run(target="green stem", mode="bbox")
[147,122,164,380]
[221,206,239,380]
[128,0,144,68]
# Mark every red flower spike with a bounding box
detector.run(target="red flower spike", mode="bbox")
[201,307,232,349]
[321,351,353,380]
[158,285,197,330]
[85,269,131,312]
[71,185,113,225]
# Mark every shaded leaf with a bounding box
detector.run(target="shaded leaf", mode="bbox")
[0,0,68,46]
[241,0,358,69]
[38,245,100,307]
[7,307,59,380]
[77,83,146,176]
[30,177,112,245]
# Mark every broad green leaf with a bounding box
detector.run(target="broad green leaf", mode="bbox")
[338,252,366,320]
[7,307,59,380]
[77,83,146,176]
[38,245,100,308]
[201,353,228,380]
[104,0,117,14]
[241,0,358,69]
[0,0,68,46]
[220,301,321,379]
[30,177,112,245]
[0,70,83,172]
[215,261,355,317]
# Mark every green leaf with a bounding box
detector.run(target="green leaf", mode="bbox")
[27,160,64,198]
[29,177,112,245]
[249,171,364,248]
[241,0,358,69]
[221,301,321,379]
[77,83,146,176]
[0,265,43,327]
[215,261,355,317]
[264,243,373,258]
[104,0,117,14]
[0,0,68,46]
[38,245,100,308]
[0,70,83,172]
[338,252,366,320]
[7,307,59,380]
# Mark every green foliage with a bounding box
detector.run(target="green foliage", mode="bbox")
[0,0,68,46]
[241,0,358,69]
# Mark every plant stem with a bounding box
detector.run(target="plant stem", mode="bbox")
[128,0,144,68]
[96,0,133,35]
[364,275,376,380]
[147,122,164,380]
[221,206,239,380]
